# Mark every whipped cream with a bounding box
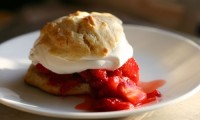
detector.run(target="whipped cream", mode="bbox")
[29,33,133,74]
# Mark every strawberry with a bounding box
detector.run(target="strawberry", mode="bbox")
[121,76,136,86]
[107,69,123,77]
[119,58,139,84]
[97,87,109,98]
[90,69,107,80]
[79,70,92,82]
[107,76,122,92]
[98,76,122,98]
[117,82,146,105]
[89,79,106,90]
[35,63,50,74]
[141,96,157,104]
[147,90,161,98]
[93,98,134,111]
[141,90,161,105]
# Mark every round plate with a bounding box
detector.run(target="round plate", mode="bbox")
[0,25,200,119]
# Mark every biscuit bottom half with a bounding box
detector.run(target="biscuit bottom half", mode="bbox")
[24,65,91,95]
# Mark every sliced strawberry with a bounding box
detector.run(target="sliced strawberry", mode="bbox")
[35,63,50,74]
[97,87,109,98]
[79,70,92,82]
[93,98,134,111]
[119,58,139,84]
[121,77,136,86]
[141,96,157,104]
[140,89,161,105]
[147,90,161,98]
[107,76,121,92]
[117,82,146,105]
[90,69,107,80]
[107,69,123,77]
[98,76,122,98]
[89,69,108,90]
[89,79,106,90]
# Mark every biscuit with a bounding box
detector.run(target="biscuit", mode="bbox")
[25,11,123,95]
[34,11,123,60]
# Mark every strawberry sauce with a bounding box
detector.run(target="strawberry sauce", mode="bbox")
[35,58,166,111]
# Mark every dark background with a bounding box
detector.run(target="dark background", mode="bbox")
[0,0,200,43]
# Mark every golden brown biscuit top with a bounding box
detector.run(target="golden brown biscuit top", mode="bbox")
[35,11,123,60]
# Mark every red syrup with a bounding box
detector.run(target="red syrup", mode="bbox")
[139,80,166,93]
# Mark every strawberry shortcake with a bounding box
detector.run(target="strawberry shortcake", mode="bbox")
[24,11,161,111]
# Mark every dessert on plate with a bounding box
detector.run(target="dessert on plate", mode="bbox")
[24,11,161,111]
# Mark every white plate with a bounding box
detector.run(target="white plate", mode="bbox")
[0,25,200,119]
